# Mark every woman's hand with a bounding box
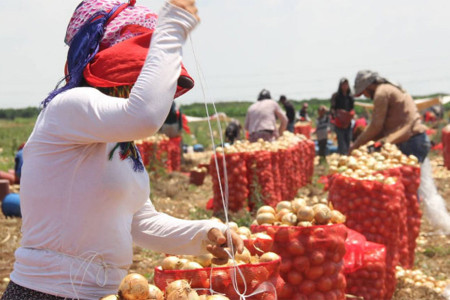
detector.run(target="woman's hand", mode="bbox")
[170,0,200,21]
[207,228,244,265]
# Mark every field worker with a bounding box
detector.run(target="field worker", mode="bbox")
[244,89,288,142]
[349,70,429,162]
[299,102,310,122]
[279,95,296,132]
[331,78,355,155]
[315,105,330,164]
[1,1,243,299]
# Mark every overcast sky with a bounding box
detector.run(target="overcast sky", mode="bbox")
[0,0,449,108]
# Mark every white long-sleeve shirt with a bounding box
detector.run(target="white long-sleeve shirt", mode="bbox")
[11,3,226,299]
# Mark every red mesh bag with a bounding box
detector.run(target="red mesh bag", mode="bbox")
[168,137,182,172]
[242,233,274,256]
[443,125,450,170]
[154,259,284,300]
[246,151,276,209]
[294,122,312,138]
[270,151,282,204]
[328,174,403,299]
[251,224,348,300]
[305,139,316,183]
[343,228,367,274]
[210,152,248,212]
[399,165,422,268]
[346,241,387,300]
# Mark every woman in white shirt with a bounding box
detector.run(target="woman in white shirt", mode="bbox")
[1,1,242,299]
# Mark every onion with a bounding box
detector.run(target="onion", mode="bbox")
[193,253,213,268]
[161,256,180,270]
[281,212,298,226]
[228,221,238,232]
[256,212,276,225]
[313,204,331,225]
[257,205,276,215]
[118,273,149,300]
[276,208,291,221]
[297,206,314,222]
[291,198,307,213]
[182,261,204,270]
[177,258,190,269]
[99,295,118,300]
[276,201,292,212]
[236,226,251,237]
[234,247,251,263]
[297,221,312,227]
[148,284,164,300]
[165,279,191,296]
[330,210,346,224]
[259,252,280,262]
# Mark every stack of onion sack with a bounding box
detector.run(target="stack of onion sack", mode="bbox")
[211,132,314,212]
[154,251,284,299]
[443,124,450,170]
[345,241,387,300]
[209,151,249,212]
[135,134,171,171]
[327,142,421,299]
[251,199,348,300]
[294,121,312,138]
[331,142,422,269]
[168,136,182,171]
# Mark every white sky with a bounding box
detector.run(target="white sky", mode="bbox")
[0,0,449,108]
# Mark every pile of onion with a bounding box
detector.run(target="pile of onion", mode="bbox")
[254,197,346,227]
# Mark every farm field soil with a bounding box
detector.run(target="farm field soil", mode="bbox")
[0,155,449,299]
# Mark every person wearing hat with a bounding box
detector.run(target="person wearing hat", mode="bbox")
[315,105,331,164]
[244,89,288,142]
[330,78,355,155]
[279,95,296,132]
[349,70,429,162]
[2,1,243,299]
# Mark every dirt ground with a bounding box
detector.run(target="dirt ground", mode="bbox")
[0,152,449,299]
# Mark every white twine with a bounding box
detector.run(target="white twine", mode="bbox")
[188,35,276,300]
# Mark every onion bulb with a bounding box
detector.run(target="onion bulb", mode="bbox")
[148,284,164,300]
[236,226,251,238]
[297,206,314,222]
[256,212,276,225]
[330,210,346,224]
[234,247,251,264]
[99,295,118,300]
[165,280,192,297]
[193,253,213,268]
[182,261,204,270]
[313,204,331,225]
[291,198,306,212]
[206,295,231,300]
[228,222,238,232]
[281,212,298,226]
[276,201,292,212]
[161,256,180,270]
[257,205,276,215]
[118,273,149,300]
[259,252,280,262]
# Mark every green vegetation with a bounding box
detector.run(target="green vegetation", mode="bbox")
[0,107,40,120]
[0,118,35,170]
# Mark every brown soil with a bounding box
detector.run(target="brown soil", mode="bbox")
[0,154,449,299]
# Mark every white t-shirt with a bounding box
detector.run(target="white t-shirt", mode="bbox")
[11,3,226,299]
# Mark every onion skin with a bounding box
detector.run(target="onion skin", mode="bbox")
[256,212,276,225]
[297,206,314,222]
[148,284,164,300]
[259,252,280,262]
[161,256,180,270]
[100,295,118,300]
[118,273,149,300]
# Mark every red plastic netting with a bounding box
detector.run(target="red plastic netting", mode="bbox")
[154,259,284,300]
[294,122,312,138]
[136,138,171,171]
[328,175,403,299]
[247,151,276,209]
[251,224,348,300]
[346,241,387,300]
[168,137,182,171]
[210,152,249,212]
